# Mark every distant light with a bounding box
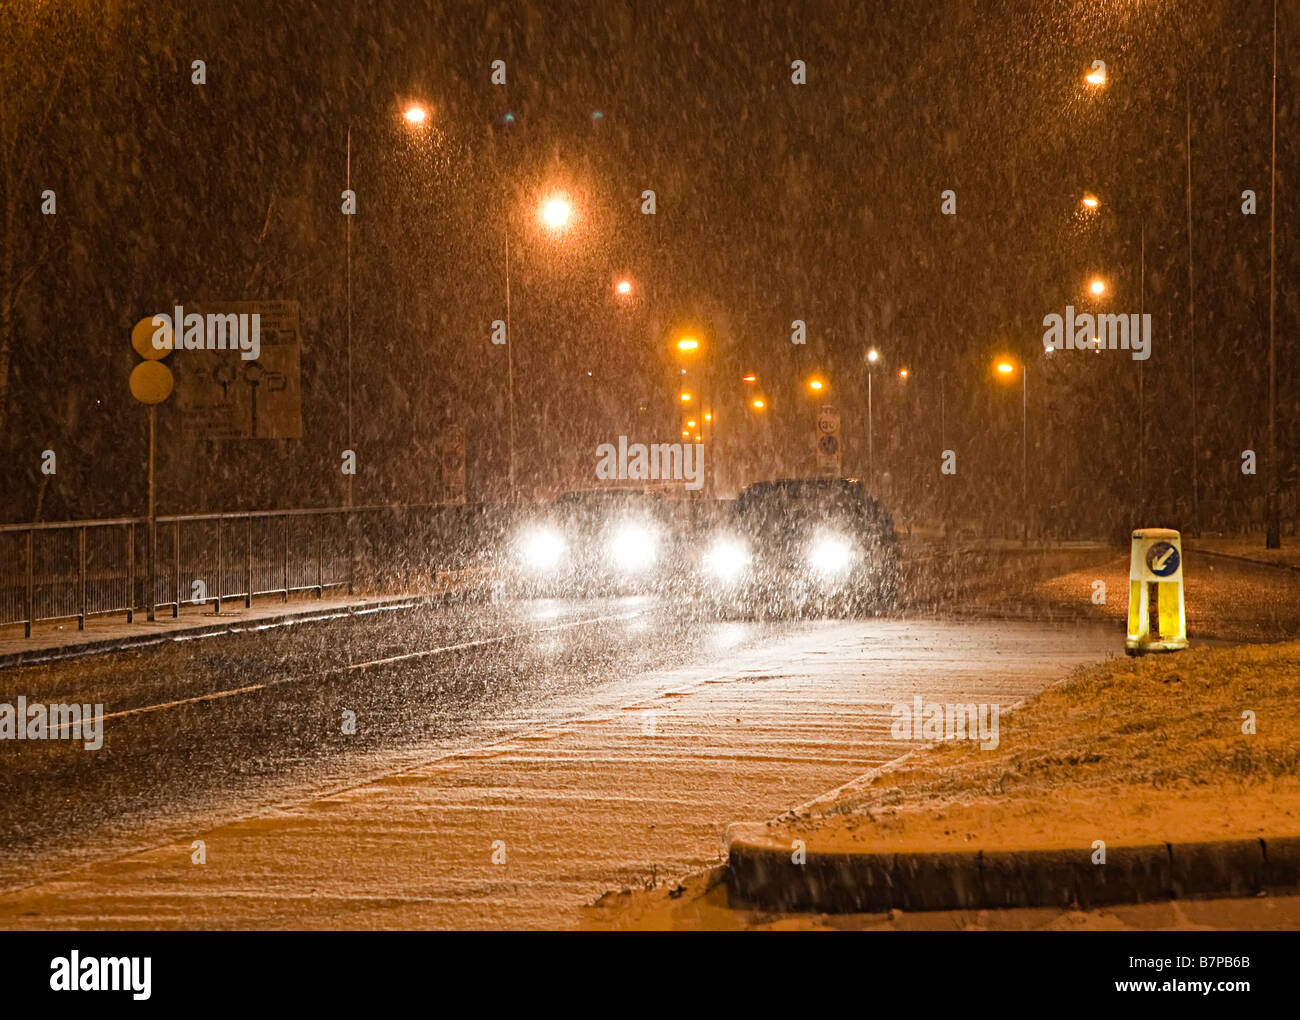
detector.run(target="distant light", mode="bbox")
[752,398,765,410]
[680,392,692,402]
[1089,278,1106,296]
[682,430,689,437]
[808,379,824,392]
[502,112,516,125]
[541,197,572,230]
[1081,194,1100,209]
[867,348,879,364]
[997,362,1015,375]
[686,419,697,428]
[403,105,428,126]
[1085,65,1107,86]
[591,110,604,121]
[898,368,909,380]
[676,335,699,351]
[741,373,757,383]
[693,434,701,442]
[616,279,632,296]
[704,413,712,421]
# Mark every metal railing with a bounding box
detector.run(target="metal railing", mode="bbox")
[0,504,511,637]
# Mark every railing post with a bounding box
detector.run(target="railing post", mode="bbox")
[173,520,181,617]
[24,529,34,638]
[282,515,289,601]
[245,514,253,608]
[316,521,323,598]
[77,527,86,630]
[214,518,222,614]
[125,522,135,624]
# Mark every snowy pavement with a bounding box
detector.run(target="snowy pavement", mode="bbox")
[0,609,1116,929]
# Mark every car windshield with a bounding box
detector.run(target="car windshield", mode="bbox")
[735,481,892,538]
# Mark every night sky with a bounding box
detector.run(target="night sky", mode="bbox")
[1,0,1294,538]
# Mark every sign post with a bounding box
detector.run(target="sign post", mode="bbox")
[130,317,176,622]
[815,405,842,477]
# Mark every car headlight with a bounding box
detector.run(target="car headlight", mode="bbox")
[809,535,853,574]
[704,538,749,581]
[610,524,657,571]
[521,529,566,571]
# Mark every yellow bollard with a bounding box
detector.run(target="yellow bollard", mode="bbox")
[1126,528,1188,655]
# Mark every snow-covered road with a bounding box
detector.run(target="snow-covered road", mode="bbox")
[0,605,1116,929]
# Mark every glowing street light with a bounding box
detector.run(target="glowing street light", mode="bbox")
[680,391,692,402]
[898,367,909,380]
[686,419,697,428]
[741,373,757,383]
[676,335,700,352]
[751,398,766,410]
[867,348,879,364]
[403,104,428,126]
[541,196,573,230]
[1085,63,1107,86]
[615,279,632,297]
[1081,193,1100,210]
[807,377,825,393]
[994,356,1029,538]
[1089,277,1107,297]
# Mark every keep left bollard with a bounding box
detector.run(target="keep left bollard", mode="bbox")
[1126,527,1188,656]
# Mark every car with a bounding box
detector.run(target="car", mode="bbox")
[697,477,900,616]
[502,488,698,598]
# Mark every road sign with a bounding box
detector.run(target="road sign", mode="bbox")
[815,404,842,476]
[174,301,303,439]
[129,361,175,404]
[1127,527,1188,655]
[441,424,467,504]
[131,316,171,361]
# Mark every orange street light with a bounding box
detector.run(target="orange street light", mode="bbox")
[807,377,826,393]
[403,104,428,126]
[996,360,1016,376]
[676,335,700,352]
[1089,277,1107,297]
[751,398,766,410]
[615,279,633,297]
[898,367,909,380]
[680,391,692,402]
[540,196,573,230]
[867,348,880,364]
[741,373,757,383]
[1081,193,1100,210]
[686,419,697,428]
[1085,65,1106,86]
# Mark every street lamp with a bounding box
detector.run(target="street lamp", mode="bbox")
[1088,277,1107,297]
[994,357,1028,541]
[1085,63,1106,86]
[866,348,880,483]
[503,191,579,501]
[541,196,573,231]
[342,101,432,587]
[807,377,825,393]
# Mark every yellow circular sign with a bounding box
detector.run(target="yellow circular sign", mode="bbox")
[131,315,172,360]
[129,360,175,404]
